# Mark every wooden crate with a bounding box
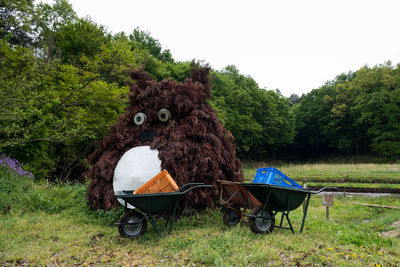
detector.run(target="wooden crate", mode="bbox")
[134,169,179,194]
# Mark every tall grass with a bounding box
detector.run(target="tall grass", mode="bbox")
[243,163,400,183]
[1,162,400,265]
[0,163,122,225]
[1,194,400,265]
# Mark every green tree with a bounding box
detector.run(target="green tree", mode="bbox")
[49,17,111,64]
[0,0,34,46]
[87,32,144,86]
[293,64,400,159]
[129,27,173,63]
[210,65,294,158]
[292,83,337,155]
[350,63,400,158]
[34,0,77,56]
[0,40,128,179]
[289,94,300,107]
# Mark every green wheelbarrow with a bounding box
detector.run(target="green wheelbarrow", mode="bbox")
[114,183,212,238]
[218,180,335,234]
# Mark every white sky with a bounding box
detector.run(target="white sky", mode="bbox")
[41,0,400,96]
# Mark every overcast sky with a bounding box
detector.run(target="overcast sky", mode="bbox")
[41,0,400,96]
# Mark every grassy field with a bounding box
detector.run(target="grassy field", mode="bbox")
[306,182,400,190]
[1,164,400,266]
[243,163,400,184]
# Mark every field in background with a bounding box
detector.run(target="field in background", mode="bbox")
[243,163,400,186]
[1,163,400,265]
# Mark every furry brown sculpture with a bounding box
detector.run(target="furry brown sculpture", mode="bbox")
[86,66,243,211]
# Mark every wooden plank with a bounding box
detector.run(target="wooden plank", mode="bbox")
[348,202,400,209]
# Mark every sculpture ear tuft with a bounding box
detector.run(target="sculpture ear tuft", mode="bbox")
[190,61,211,86]
[189,61,211,98]
[130,69,151,89]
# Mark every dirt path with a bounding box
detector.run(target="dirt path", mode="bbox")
[380,220,400,238]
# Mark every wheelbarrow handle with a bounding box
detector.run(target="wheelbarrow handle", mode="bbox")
[179,183,206,191]
[312,187,337,194]
[180,184,214,194]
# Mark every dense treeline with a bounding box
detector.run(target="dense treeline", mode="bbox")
[1,0,398,180]
[0,0,293,180]
[211,66,294,158]
[291,63,400,159]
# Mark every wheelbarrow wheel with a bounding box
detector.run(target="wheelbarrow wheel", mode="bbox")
[249,206,275,234]
[222,205,241,227]
[118,210,147,238]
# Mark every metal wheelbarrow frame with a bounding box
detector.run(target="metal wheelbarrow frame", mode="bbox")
[115,183,212,238]
[218,180,334,234]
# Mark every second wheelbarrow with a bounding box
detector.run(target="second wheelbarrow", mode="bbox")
[218,180,334,234]
[114,183,212,238]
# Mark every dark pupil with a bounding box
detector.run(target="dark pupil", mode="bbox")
[136,116,141,122]
[161,113,166,119]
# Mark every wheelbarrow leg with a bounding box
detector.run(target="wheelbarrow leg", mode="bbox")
[164,204,174,228]
[245,190,253,210]
[283,212,295,234]
[262,190,273,211]
[279,212,284,227]
[282,191,295,234]
[124,200,128,214]
[146,214,163,238]
[300,194,311,234]
[165,216,170,228]
[168,198,179,234]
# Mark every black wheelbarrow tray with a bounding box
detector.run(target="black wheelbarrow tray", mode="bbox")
[217,180,335,234]
[114,183,212,238]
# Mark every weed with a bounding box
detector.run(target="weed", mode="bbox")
[1,164,400,265]
[0,154,33,178]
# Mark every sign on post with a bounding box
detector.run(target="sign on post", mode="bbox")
[322,193,333,220]
[323,193,333,207]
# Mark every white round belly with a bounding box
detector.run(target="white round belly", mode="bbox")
[113,146,161,208]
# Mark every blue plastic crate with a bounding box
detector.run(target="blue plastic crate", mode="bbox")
[252,167,302,189]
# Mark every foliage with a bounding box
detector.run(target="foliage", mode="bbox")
[289,93,300,106]
[0,0,34,47]
[51,17,111,65]
[291,83,337,155]
[210,66,294,158]
[1,0,399,181]
[0,161,123,224]
[129,27,173,63]
[293,64,400,159]
[0,154,32,178]
[350,63,400,158]
[0,0,295,180]
[34,0,77,54]
[0,155,34,213]
[0,39,128,179]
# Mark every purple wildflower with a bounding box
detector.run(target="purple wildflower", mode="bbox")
[0,154,33,178]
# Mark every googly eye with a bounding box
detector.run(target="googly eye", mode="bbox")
[134,112,146,125]
[157,108,171,122]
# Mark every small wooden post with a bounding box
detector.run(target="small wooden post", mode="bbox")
[322,193,333,220]
[326,206,329,220]
[302,183,307,214]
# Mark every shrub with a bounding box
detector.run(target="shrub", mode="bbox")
[0,155,34,213]
[0,154,33,178]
